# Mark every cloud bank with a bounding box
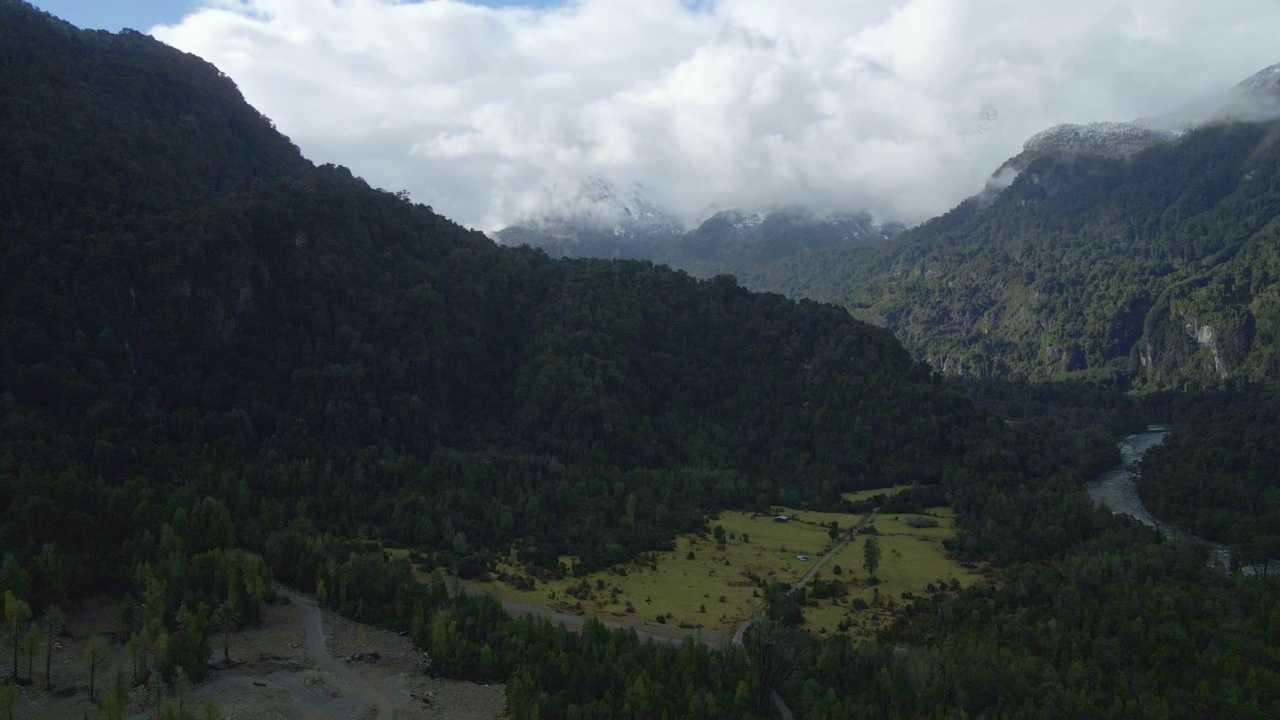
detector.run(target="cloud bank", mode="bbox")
[154,0,1280,230]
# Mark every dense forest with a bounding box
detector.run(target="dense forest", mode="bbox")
[0,0,974,704]
[1137,386,1280,556]
[744,116,1280,388]
[2,1,1280,718]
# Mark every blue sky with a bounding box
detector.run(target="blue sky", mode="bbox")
[28,0,562,32]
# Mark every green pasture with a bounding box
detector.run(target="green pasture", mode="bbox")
[466,507,859,633]
[801,507,984,639]
[395,503,984,640]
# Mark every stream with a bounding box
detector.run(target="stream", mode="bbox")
[1086,426,1274,574]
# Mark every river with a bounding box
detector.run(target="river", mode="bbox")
[1086,426,1274,574]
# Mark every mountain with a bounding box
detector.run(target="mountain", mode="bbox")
[993,62,1280,180]
[491,177,684,260]
[495,184,902,277]
[745,64,1280,387]
[0,2,312,219]
[665,207,904,277]
[0,0,972,607]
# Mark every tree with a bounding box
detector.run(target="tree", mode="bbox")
[713,525,726,548]
[40,606,63,690]
[212,603,234,663]
[828,522,840,542]
[22,625,39,683]
[85,634,112,704]
[863,537,881,580]
[170,605,211,682]
[102,668,126,720]
[36,543,70,608]
[743,619,808,715]
[763,583,803,627]
[3,591,31,684]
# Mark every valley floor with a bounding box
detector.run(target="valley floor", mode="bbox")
[446,494,988,647]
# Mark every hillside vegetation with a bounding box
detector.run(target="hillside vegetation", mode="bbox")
[0,0,974,689]
[1139,387,1280,556]
[746,121,1280,387]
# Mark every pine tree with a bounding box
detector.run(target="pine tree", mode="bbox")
[863,537,881,580]
[3,591,31,684]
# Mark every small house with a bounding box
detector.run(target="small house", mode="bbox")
[774,515,789,523]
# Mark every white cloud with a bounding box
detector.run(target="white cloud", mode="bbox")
[154,0,1280,230]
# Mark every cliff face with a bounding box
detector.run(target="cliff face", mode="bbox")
[1138,223,1280,384]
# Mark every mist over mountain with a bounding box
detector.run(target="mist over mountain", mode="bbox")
[988,61,1280,183]
[491,177,685,262]
[746,62,1280,387]
[494,178,904,277]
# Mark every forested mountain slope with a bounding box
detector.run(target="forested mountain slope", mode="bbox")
[0,1,311,218]
[747,117,1280,387]
[0,0,971,600]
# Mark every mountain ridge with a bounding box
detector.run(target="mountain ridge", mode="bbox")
[743,113,1280,386]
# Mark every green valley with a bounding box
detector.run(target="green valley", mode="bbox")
[2,2,1280,719]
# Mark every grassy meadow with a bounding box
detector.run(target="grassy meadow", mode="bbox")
[394,499,987,641]
[801,507,986,639]
[468,508,856,634]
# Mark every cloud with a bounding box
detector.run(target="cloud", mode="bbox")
[154,0,1280,230]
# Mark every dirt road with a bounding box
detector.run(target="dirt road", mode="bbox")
[732,510,879,646]
[288,590,408,719]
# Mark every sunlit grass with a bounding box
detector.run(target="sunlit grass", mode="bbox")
[800,507,984,639]
[395,503,987,640]
[458,507,859,633]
